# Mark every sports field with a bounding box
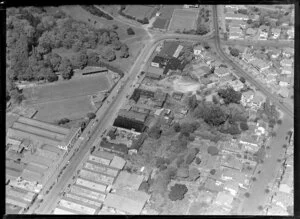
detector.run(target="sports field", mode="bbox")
[123,5,156,20]
[24,74,110,104]
[168,8,199,31]
[23,74,111,122]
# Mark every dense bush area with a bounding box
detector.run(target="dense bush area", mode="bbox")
[81,5,113,20]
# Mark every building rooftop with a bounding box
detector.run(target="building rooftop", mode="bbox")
[242,90,255,99]
[214,67,230,76]
[280,59,293,66]
[246,28,257,35]
[113,171,144,190]
[118,109,147,123]
[225,13,248,20]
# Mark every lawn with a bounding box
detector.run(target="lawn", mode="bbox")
[23,74,111,104]
[33,95,96,122]
[168,9,199,31]
[152,17,168,29]
[123,5,156,20]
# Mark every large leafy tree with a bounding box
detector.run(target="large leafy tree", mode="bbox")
[218,87,242,104]
[168,184,188,201]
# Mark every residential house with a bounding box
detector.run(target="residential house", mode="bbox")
[214,191,234,209]
[228,27,243,40]
[262,69,278,77]
[239,134,260,152]
[249,59,271,72]
[265,74,277,84]
[223,181,240,196]
[242,53,255,63]
[258,25,270,40]
[172,92,184,101]
[146,66,164,80]
[214,67,230,78]
[193,45,204,56]
[230,20,247,29]
[221,139,243,154]
[277,87,289,98]
[225,5,247,10]
[221,168,249,188]
[278,75,292,87]
[241,90,254,106]
[251,93,264,109]
[270,28,281,39]
[282,47,294,58]
[269,49,281,59]
[228,80,244,91]
[280,59,293,67]
[245,28,257,38]
[183,5,199,8]
[281,66,293,75]
[287,27,294,40]
[225,13,248,21]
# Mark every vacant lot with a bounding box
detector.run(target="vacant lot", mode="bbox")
[168,9,199,31]
[151,5,182,30]
[123,5,156,20]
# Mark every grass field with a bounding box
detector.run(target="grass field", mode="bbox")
[23,74,110,122]
[33,95,96,122]
[152,17,168,29]
[23,74,110,104]
[168,8,199,31]
[123,5,156,20]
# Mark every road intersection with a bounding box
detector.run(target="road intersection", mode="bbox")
[30,7,293,214]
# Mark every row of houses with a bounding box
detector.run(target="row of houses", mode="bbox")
[54,150,151,215]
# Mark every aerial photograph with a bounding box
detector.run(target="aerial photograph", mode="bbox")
[5,4,294,215]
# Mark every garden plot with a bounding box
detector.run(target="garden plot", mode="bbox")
[168,8,199,32]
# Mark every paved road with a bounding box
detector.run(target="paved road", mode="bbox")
[223,39,294,48]
[238,115,293,215]
[212,6,293,119]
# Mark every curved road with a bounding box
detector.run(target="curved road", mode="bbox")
[212,5,293,119]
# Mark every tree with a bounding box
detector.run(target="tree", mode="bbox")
[62,67,73,80]
[218,87,242,104]
[240,77,246,83]
[180,123,195,135]
[212,95,219,104]
[58,118,70,125]
[127,27,135,35]
[185,148,199,165]
[120,44,129,58]
[59,57,73,79]
[79,121,86,131]
[73,51,88,69]
[196,24,209,35]
[187,94,198,110]
[173,122,181,132]
[148,124,162,139]
[45,68,58,82]
[240,122,249,131]
[87,112,96,120]
[194,103,228,126]
[101,47,116,61]
[207,146,219,156]
[177,167,189,178]
[176,156,185,168]
[10,89,24,104]
[87,52,99,64]
[168,184,188,201]
[111,39,122,50]
[229,47,240,57]
[244,192,250,198]
[277,119,282,125]
[195,157,201,164]
[46,52,62,72]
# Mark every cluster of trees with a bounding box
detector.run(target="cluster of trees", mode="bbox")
[229,47,240,57]
[118,6,149,24]
[7,7,129,84]
[81,5,113,20]
[217,87,242,104]
[193,102,228,127]
[168,184,188,201]
[127,27,135,35]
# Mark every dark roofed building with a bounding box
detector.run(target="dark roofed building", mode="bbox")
[100,140,128,155]
[151,56,169,68]
[118,109,147,123]
[172,92,184,101]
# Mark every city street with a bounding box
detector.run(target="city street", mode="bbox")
[238,115,293,215]
[212,5,293,119]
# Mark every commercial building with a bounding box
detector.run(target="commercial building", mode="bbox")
[225,13,248,21]
[112,171,144,191]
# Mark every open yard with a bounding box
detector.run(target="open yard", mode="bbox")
[152,17,169,29]
[123,5,156,20]
[168,9,199,32]
[23,74,110,122]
